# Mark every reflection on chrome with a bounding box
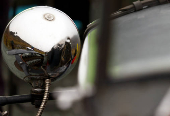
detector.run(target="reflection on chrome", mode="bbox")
[1,6,80,82]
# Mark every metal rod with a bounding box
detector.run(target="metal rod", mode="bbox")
[95,0,122,87]
[0,93,56,106]
[84,1,122,116]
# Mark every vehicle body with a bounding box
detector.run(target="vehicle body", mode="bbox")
[77,1,170,116]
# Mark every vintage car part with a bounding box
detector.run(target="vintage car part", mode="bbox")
[1,6,80,116]
[2,6,80,83]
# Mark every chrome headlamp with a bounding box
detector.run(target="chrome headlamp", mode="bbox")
[1,6,80,83]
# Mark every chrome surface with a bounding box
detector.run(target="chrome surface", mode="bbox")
[1,6,81,82]
[44,13,55,21]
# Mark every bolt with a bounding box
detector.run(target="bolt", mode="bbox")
[44,13,55,21]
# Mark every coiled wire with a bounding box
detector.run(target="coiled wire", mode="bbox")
[36,79,51,116]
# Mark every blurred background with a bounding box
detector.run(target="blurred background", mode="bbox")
[3,0,170,116]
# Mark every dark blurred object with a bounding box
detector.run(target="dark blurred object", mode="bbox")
[122,0,136,7]
[84,0,122,115]
[54,0,89,26]
[14,0,45,6]
[0,0,9,38]
[54,0,90,40]
[0,0,10,96]
[0,0,10,112]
